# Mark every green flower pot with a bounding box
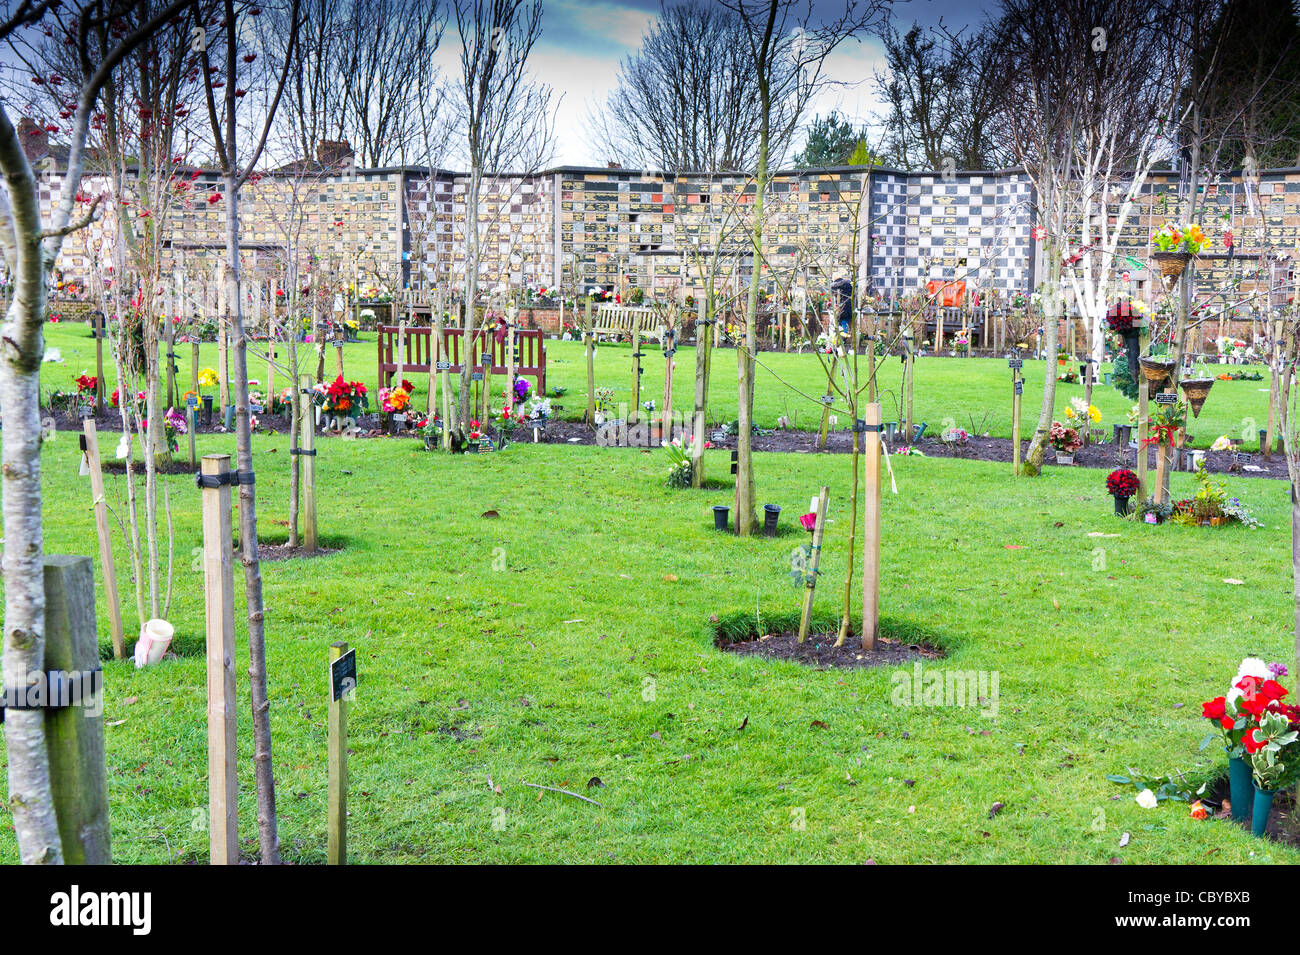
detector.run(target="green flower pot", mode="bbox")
[1252,785,1277,838]
[1228,755,1252,823]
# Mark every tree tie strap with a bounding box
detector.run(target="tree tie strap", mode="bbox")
[289,448,317,456]
[195,470,255,489]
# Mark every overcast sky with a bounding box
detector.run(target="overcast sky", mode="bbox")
[502,0,985,166]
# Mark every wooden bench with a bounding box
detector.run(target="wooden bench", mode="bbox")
[592,305,665,343]
[377,325,546,395]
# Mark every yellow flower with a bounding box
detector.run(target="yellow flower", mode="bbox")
[1088,405,1101,423]
[198,367,218,388]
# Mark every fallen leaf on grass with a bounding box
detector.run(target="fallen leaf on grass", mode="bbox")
[1004,545,1023,550]
[1118,831,1130,848]
[482,509,500,519]
[810,720,829,730]
[662,573,678,582]
[1223,578,1244,585]
[988,802,1005,819]
[587,777,604,789]
[123,696,138,706]
[736,716,748,732]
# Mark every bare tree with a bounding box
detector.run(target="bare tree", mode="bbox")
[0,0,192,865]
[721,0,886,536]
[448,0,553,437]
[589,0,782,172]
[197,0,302,864]
[873,22,1013,171]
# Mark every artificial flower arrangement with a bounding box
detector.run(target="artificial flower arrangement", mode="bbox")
[1142,400,1187,448]
[197,367,219,391]
[1064,397,1101,429]
[663,438,692,488]
[940,427,969,446]
[318,375,368,416]
[75,373,98,395]
[1048,421,1083,454]
[1151,222,1208,256]
[512,377,531,404]
[378,379,413,414]
[525,396,551,421]
[1104,299,1148,333]
[1106,468,1139,497]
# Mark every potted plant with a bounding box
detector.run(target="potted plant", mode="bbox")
[1199,658,1287,823]
[664,438,692,488]
[198,366,219,423]
[1106,468,1138,516]
[417,415,443,450]
[1048,421,1082,464]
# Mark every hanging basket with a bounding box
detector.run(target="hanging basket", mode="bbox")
[1179,377,1215,418]
[1138,357,1176,397]
[1151,251,1192,280]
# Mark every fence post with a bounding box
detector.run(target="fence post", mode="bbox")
[298,375,318,553]
[328,641,350,865]
[584,299,595,426]
[798,487,830,643]
[861,403,883,651]
[80,419,125,659]
[200,453,238,864]
[44,555,111,864]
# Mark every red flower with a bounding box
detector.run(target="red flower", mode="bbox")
[1261,680,1289,702]
[1240,695,1268,719]
[799,513,817,531]
[1243,728,1267,754]
[1201,697,1226,720]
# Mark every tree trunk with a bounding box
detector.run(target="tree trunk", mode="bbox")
[690,288,712,487]
[223,172,280,864]
[735,122,768,536]
[1024,222,1061,474]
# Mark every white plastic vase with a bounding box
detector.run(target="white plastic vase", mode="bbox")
[134,618,174,669]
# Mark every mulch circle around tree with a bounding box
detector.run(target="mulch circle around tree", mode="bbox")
[103,458,198,476]
[717,629,943,670]
[250,541,342,562]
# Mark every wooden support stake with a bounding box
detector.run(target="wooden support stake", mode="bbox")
[190,342,200,397]
[1012,365,1023,476]
[299,375,318,553]
[44,554,111,864]
[816,355,837,450]
[94,313,106,416]
[81,419,124,659]
[1135,325,1150,498]
[861,404,883,651]
[904,327,915,440]
[630,327,642,425]
[798,486,830,643]
[200,454,238,865]
[436,308,453,446]
[186,405,197,469]
[328,640,350,866]
[584,299,595,426]
[662,327,675,443]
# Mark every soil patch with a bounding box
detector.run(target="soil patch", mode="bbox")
[717,628,943,670]
[249,541,342,562]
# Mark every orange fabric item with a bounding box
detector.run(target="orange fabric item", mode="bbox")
[925,280,966,307]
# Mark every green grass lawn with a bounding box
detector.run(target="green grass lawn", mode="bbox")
[43,322,1277,449]
[4,423,1296,863]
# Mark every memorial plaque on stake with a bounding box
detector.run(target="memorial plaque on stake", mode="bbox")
[711,430,728,443]
[1155,392,1177,405]
[1014,380,1023,396]
[1008,358,1023,369]
[333,339,344,349]
[330,648,357,702]
[481,352,493,364]
[470,372,484,382]
[435,361,451,371]
[186,394,198,408]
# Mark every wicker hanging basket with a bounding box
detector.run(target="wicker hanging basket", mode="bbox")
[1151,251,1192,280]
[1139,357,1176,397]
[1179,377,1214,418]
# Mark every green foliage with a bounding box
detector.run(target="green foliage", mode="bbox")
[794,112,871,167]
[1111,340,1139,402]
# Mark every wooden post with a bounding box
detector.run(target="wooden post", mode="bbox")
[816,355,837,450]
[43,554,111,864]
[506,315,517,413]
[1135,325,1150,498]
[904,322,915,440]
[436,308,453,447]
[199,454,237,865]
[584,299,596,426]
[394,316,407,395]
[94,313,106,416]
[425,297,439,416]
[328,640,350,866]
[190,342,200,398]
[690,292,711,488]
[630,327,642,425]
[861,403,883,651]
[81,419,124,659]
[1265,317,1281,459]
[299,375,318,553]
[1011,358,1023,476]
[186,404,197,469]
[266,345,276,404]
[662,326,675,443]
[798,487,830,643]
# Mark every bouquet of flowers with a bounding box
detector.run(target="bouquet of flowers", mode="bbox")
[378,380,413,414]
[320,375,368,415]
[1106,468,1139,497]
[197,367,219,392]
[525,396,551,421]
[513,377,531,403]
[75,373,98,395]
[1152,222,1208,255]
[1048,421,1082,454]
[1064,397,1101,429]
[663,438,692,488]
[1203,659,1299,790]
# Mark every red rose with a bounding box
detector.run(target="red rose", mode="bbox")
[1261,680,1289,702]
[1243,729,1267,754]
[1236,676,1262,699]
[1202,697,1226,720]
[1240,695,1268,718]
[1220,713,1236,731]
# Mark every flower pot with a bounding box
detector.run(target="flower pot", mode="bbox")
[1179,378,1214,418]
[1152,250,1192,280]
[1228,755,1252,823]
[201,394,213,425]
[1055,451,1075,465]
[223,404,235,429]
[1252,785,1277,837]
[1138,357,1176,397]
[763,504,781,537]
[1113,494,1131,516]
[134,618,174,669]
[713,505,730,532]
